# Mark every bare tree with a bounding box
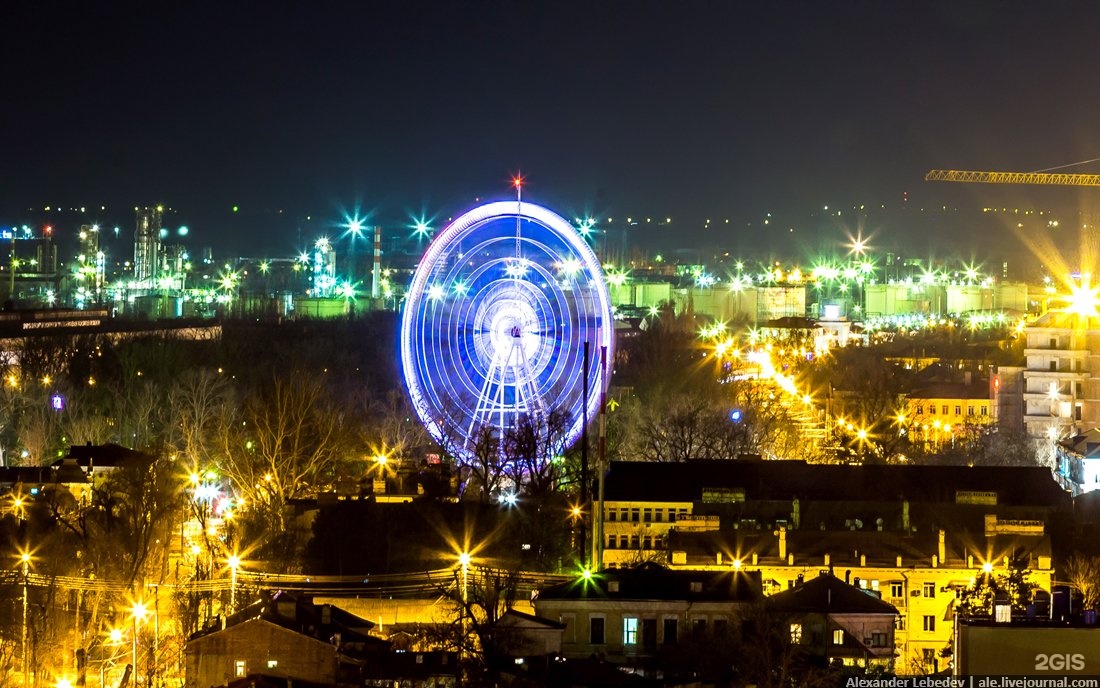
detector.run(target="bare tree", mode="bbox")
[1064,554,1100,609]
[166,368,234,466]
[217,372,351,534]
[502,409,571,497]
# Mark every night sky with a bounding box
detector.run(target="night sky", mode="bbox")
[4,1,1100,262]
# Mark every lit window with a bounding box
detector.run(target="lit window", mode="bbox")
[623,617,639,645]
[235,661,246,677]
[832,629,844,645]
[790,623,802,643]
[266,660,278,669]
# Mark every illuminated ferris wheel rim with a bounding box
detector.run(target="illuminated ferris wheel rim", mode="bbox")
[400,199,614,459]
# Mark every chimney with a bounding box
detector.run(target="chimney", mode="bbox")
[371,225,382,299]
[902,500,910,532]
[778,526,787,560]
[792,498,800,529]
[938,529,946,564]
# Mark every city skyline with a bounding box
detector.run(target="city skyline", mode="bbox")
[5,2,1100,258]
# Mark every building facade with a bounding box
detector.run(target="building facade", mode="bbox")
[1022,311,1100,441]
[596,460,1065,673]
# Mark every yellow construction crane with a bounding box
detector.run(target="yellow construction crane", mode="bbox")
[925,169,1100,186]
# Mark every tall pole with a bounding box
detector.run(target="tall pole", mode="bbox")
[371,226,382,299]
[596,345,608,571]
[21,554,29,688]
[132,616,138,686]
[581,342,589,568]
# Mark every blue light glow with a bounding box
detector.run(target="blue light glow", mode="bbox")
[400,201,614,465]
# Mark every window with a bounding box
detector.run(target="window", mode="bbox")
[942,405,948,415]
[967,405,974,416]
[234,661,247,678]
[923,615,935,632]
[590,617,605,645]
[872,631,887,647]
[630,535,640,549]
[623,617,639,645]
[1077,382,1084,396]
[890,582,903,598]
[654,509,664,522]
[713,618,728,635]
[643,536,652,549]
[923,581,936,597]
[619,508,628,521]
[916,405,924,415]
[923,649,936,666]
[832,629,844,645]
[607,509,616,522]
[631,508,640,523]
[953,405,960,415]
[266,660,278,669]
[1050,361,1058,372]
[692,618,707,639]
[896,617,905,631]
[643,508,652,522]
[607,535,616,549]
[981,405,987,416]
[789,623,802,643]
[663,618,678,644]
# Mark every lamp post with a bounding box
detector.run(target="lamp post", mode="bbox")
[344,217,364,284]
[227,554,240,613]
[131,602,148,686]
[21,551,30,688]
[458,552,470,657]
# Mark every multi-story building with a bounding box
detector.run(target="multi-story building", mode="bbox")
[597,460,1066,673]
[905,375,995,450]
[533,564,760,666]
[1022,311,1100,440]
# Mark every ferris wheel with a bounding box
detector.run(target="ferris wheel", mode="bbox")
[400,199,613,465]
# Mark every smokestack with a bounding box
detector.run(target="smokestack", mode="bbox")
[938,529,946,564]
[371,225,382,299]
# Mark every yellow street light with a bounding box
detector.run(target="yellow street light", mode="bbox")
[131,601,148,681]
[228,554,241,612]
[20,551,31,688]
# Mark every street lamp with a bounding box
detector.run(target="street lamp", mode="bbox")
[130,601,148,686]
[227,554,241,613]
[344,217,365,284]
[458,552,470,655]
[20,551,30,688]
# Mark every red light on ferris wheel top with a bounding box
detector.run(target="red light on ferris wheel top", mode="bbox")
[512,175,524,189]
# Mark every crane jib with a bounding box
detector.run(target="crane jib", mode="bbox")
[925,169,1100,186]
